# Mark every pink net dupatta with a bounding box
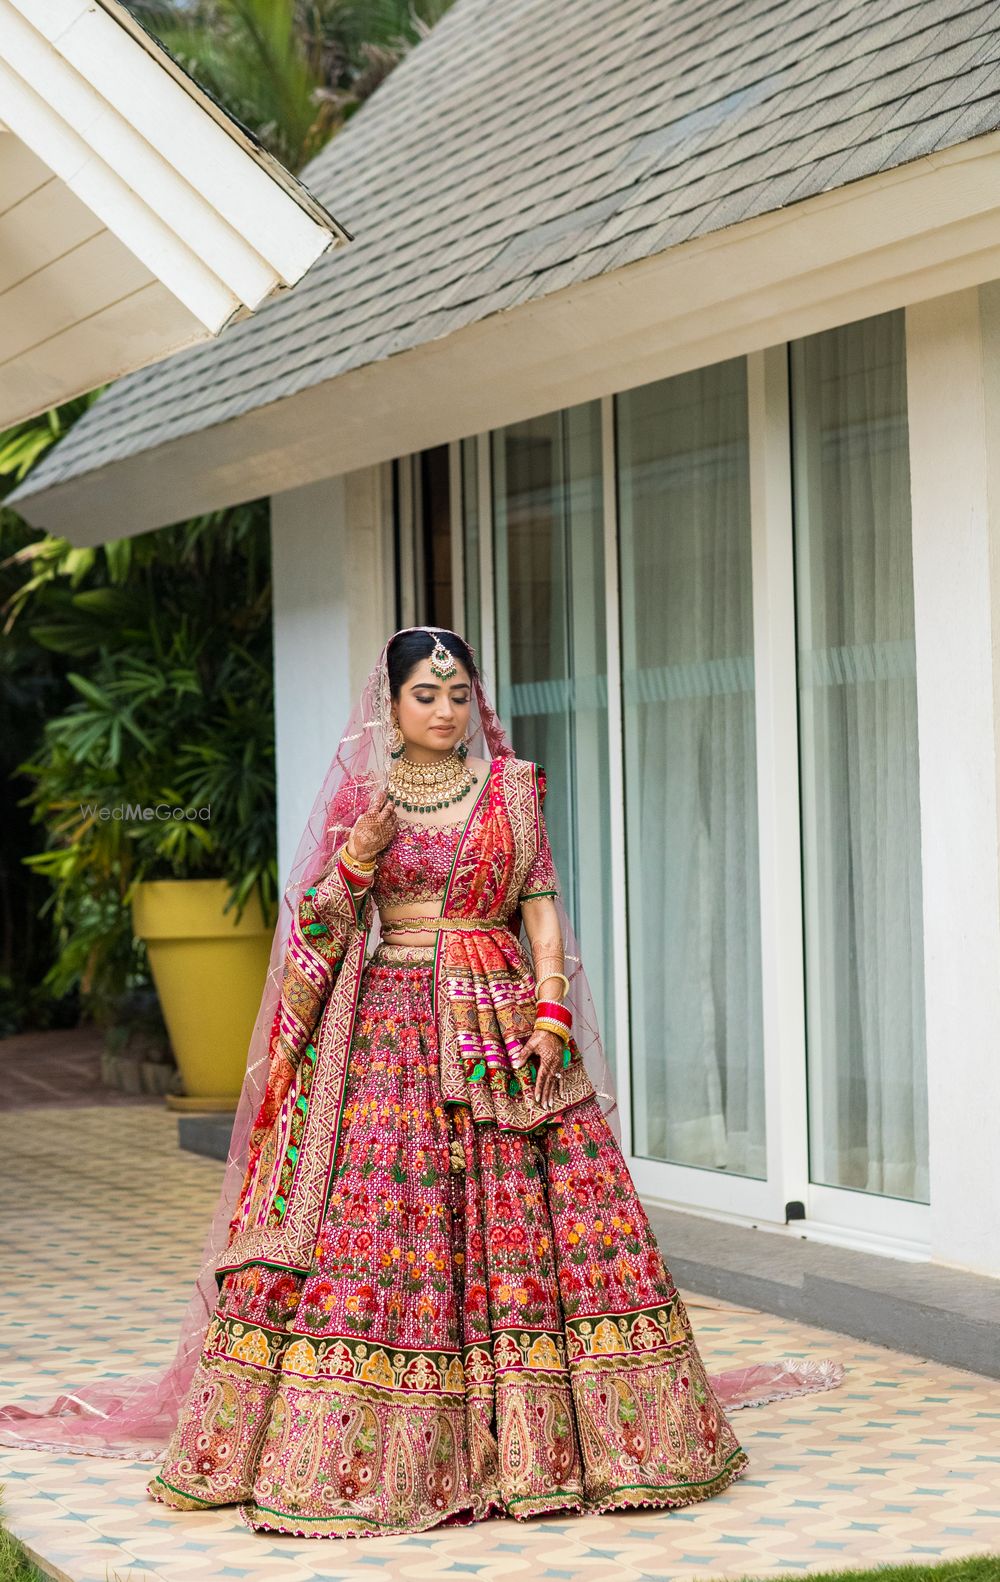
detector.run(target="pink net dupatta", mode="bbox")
[0,625,844,1460]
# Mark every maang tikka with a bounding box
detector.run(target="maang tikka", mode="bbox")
[429,635,457,679]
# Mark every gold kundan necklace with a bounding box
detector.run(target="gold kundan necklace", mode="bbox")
[386,749,479,814]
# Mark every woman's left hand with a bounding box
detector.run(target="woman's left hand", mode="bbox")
[512,1028,565,1106]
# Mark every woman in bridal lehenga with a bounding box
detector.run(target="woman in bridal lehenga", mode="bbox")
[0,625,844,1538]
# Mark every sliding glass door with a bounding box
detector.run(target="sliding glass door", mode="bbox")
[616,360,767,1178]
[402,306,929,1243]
[790,312,929,1205]
[490,404,616,1066]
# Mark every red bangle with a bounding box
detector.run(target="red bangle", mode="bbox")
[535,1000,571,1029]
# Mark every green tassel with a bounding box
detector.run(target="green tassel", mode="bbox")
[470,1060,486,1082]
[562,1046,571,1068]
[305,886,317,898]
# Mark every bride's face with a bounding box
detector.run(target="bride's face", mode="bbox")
[392,655,472,757]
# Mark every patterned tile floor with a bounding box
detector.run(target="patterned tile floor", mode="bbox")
[1,1104,998,1582]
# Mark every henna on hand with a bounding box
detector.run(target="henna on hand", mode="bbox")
[512,1027,565,1106]
[346,792,398,863]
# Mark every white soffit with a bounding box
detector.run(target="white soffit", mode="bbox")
[0,0,350,428]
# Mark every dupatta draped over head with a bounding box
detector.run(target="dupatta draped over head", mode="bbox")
[0,627,842,1461]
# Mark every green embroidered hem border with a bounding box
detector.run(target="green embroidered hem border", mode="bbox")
[214,1256,310,1291]
[149,1473,216,1507]
[248,1501,406,1529]
[238,1449,750,1534]
[576,1446,749,1500]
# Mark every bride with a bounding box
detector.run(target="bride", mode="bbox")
[0,624,843,1538]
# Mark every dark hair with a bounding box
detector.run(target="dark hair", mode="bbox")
[386,629,477,698]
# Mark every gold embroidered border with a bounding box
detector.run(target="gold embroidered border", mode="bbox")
[217,925,368,1279]
[205,1313,574,1385]
[566,1300,691,1363]
[503,757,540,900]
[203,1303,685,1395]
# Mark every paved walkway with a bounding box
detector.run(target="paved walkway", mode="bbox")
[1,1102,998,1582]
[0,1026,160,1111]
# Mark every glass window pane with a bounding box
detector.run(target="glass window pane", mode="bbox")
[790,311,929,1204]
[460,438,481,658]
[491,404,615,1066]
[419,446,452,628]
[617,359,766,1178]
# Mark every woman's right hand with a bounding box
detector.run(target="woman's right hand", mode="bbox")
[346,791,397,863]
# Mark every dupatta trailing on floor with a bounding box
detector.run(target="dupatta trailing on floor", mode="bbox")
[0,627,843,1462]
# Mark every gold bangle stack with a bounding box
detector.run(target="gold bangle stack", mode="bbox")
[339,841,376,882]
[534,1016,571,1045]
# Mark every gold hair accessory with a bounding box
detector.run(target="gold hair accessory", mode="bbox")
[429,634,458,679]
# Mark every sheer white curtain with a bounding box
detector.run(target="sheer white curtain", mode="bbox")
[491,404,615,1064]
[617,359,767,1178]
[791,311,928,1203]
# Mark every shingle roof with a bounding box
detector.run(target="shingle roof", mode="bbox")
[13,0,1000,505]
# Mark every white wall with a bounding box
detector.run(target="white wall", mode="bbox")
[906,285,1000,1279]
[270,465,394,888]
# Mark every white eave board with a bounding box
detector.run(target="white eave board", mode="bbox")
[0,0,351,428]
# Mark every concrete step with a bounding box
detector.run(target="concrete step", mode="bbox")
[644,1200,1000,1381]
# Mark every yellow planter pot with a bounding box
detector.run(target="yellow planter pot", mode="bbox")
[132,879,276,1111]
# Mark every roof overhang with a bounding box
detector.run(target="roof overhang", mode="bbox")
[0,0,350,428]
[13,127,1000,543]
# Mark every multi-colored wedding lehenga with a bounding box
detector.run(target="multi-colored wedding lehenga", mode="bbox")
[0,625,844,1536]
[147,752,759,1536]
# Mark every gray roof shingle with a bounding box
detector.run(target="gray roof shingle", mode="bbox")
[14,0,1000,504]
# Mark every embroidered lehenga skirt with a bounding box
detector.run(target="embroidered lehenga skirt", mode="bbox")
[148,937,750,1536]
